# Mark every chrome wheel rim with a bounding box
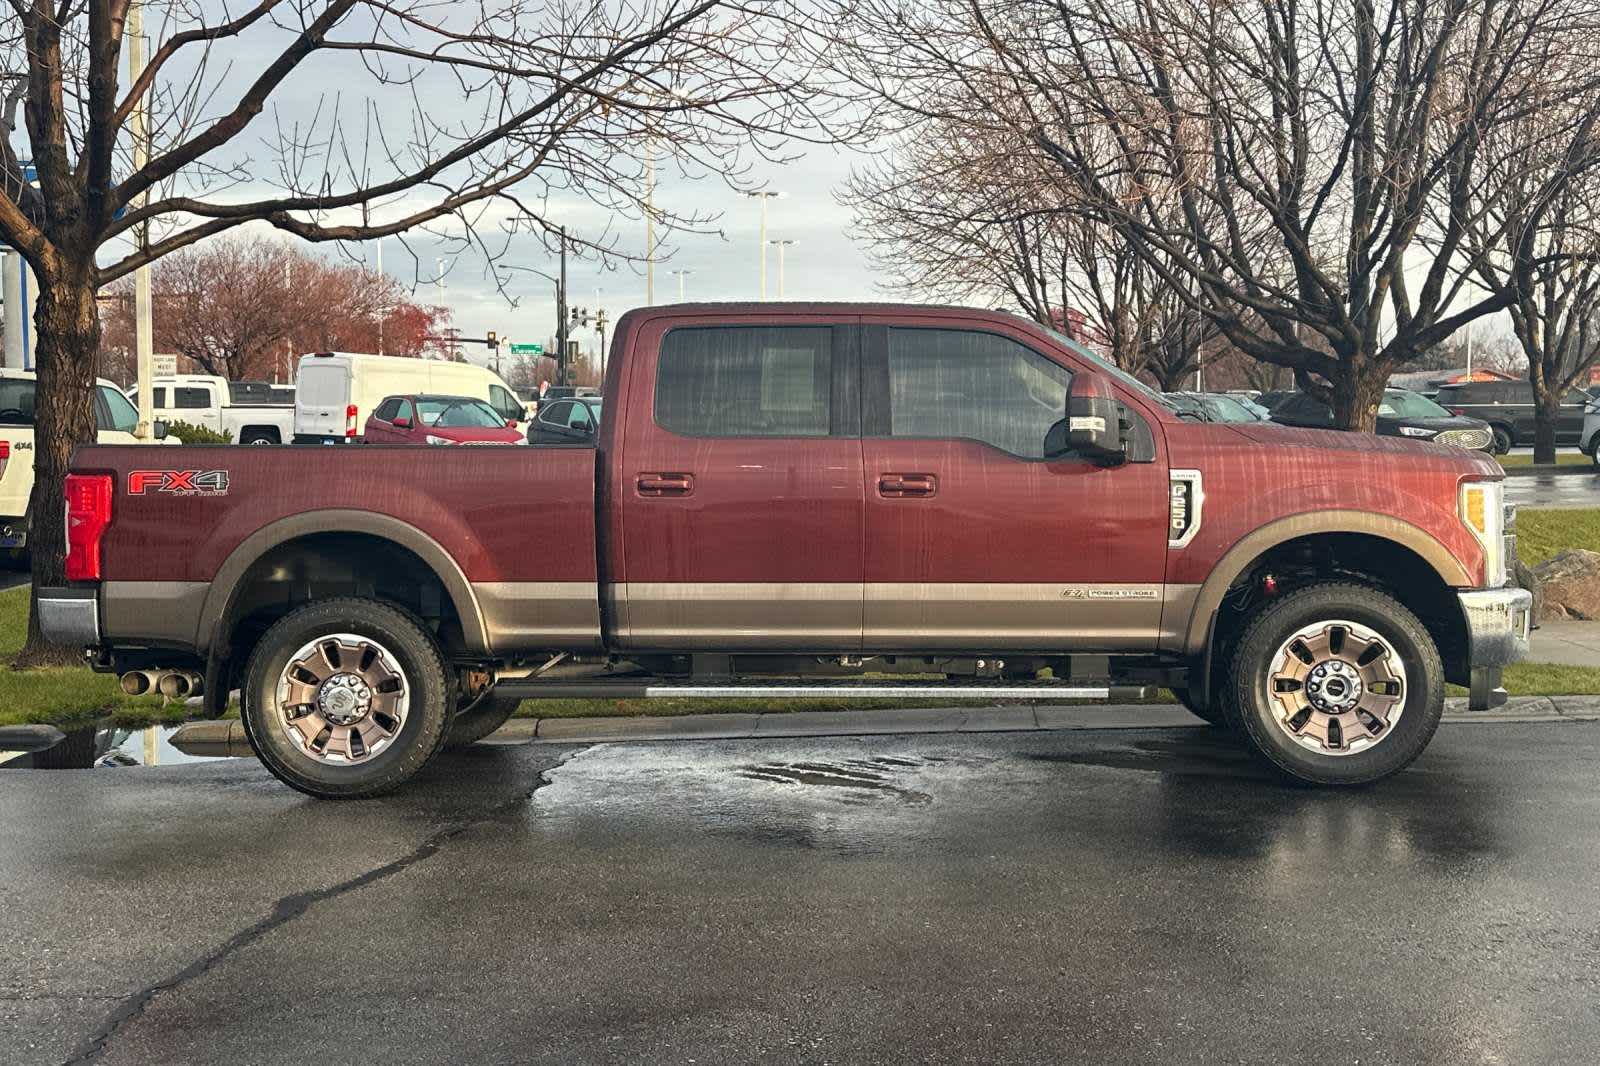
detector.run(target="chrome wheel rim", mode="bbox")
[275,634,409,765]
[1266,619,1406,756]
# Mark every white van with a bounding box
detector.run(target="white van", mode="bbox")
[0,368,177,552]
[292,352,525,444]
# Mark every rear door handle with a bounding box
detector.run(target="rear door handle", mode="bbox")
[636,473,694,497]
[878,473,936,498]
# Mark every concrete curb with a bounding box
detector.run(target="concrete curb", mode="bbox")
[0,723,66,752]
[168,696,1600,756]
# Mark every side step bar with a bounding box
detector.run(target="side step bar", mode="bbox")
[493,680,1148,701]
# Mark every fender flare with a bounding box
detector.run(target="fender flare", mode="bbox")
[1181,510,1472,657]
[195,509,488,656]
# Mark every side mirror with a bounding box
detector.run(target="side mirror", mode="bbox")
[392,416,412,429]
[505,419,519,429]
[1051,371,1127,464]
[151,420,169,441]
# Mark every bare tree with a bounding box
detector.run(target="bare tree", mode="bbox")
[1464,91,1600,462]
[827,0,1600,431]
[0,0,843,660]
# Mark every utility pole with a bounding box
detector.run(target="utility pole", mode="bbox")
[364,201,385,356]
[129,1,154,436]
[745,191,781,299]
[671,268,691,301]
[768,239,794,299]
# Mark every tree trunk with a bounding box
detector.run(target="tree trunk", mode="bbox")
[1532,391,1562,465]
[19,266,104,666]
[1329,368,1385,433]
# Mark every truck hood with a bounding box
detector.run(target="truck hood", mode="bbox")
[1225,420,1502,476]
[427,426,524,444]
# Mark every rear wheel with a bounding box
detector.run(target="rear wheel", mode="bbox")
[446,695,521,748]
[242,597,451,798]
[1227,583,1443,785]
[1173,687,1228,728]
[240,428,280,445]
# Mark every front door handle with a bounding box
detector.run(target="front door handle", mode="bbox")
[878,473,937,498]
[636,473,694,497]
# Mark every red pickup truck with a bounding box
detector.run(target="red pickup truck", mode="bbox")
[41,304,1531,798]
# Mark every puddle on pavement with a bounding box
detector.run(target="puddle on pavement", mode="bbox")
[0,725,238,769]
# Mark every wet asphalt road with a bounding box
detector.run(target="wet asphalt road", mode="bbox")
[1505,470,1600,509]
[5,723,1600,1065]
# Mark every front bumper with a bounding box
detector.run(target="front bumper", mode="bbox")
[1458,586,1533,711]
[37,587,99,648]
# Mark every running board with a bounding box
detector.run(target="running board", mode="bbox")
[493,679,1146,701]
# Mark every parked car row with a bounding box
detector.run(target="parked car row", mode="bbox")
[1164,386,1496,452]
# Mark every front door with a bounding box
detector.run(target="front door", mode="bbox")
[614,317,864,651]
[859,317,1170,651]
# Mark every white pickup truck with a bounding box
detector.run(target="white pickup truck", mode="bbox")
[136,375,296,445]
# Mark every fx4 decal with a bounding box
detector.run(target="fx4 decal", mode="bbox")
[127,469,230,496]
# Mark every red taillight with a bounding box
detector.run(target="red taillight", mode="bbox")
[345,404,358,439]
[65,474,113,581]
[1448,407,1465,416]
[0,440,10,460]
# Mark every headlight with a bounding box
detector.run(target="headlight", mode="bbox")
[424,434,457,446]
[1397,426,1435,438]
[1459,479,1507,587]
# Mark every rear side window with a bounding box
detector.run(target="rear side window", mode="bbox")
[886,328,1072,458]
[0,379,35,425]
[174,387,210,409]
[656,326,832,437]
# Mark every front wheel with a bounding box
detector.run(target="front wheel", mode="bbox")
[1490,425,1513,455]
[1227,583,1444,786]
[242,597,452,798]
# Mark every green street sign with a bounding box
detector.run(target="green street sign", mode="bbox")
[510,343,543,355]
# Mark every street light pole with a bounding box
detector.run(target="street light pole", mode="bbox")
[744,191,781,299]
[768,239,795,299]
[671,268,691,301]
[645,142,656,306]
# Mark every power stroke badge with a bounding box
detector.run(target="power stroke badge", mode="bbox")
[127,469,231,496]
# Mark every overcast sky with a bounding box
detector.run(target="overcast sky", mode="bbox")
[377,145,879,369]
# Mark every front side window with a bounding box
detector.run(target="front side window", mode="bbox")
[373,398,402,423]
[1276,394,1334,425]
[886,328,1072,458]
[489,384,520,420]
[97,386,139,433]
[656,326,832,437]
[537,401,574,428]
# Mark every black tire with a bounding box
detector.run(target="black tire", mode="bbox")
[445,695,521,748]
[1172,687,1228,728]
[240,429,280,446]
[1490,425,1513,455]
[1227,583,1444,786]
[241,597,451,799]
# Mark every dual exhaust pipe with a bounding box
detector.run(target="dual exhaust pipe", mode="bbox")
[119,669,204,699]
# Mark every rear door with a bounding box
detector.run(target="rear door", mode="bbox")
[613,316,864,650]
[858,317,1170,651]
[295,361,351,441]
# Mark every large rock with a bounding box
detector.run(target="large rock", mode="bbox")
[1534,549,1600,621]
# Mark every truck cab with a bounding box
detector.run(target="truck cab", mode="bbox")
[41,304,1531,798]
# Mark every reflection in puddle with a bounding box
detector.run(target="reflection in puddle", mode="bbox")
[0,724,237,769]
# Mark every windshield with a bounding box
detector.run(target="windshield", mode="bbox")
[98,385,139,432]
[417,397,505,428]
[1380,390,1451,419]
[1202,394,1264,422]
[1034,322,1176,410]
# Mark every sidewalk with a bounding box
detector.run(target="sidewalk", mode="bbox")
[1530,621,1600,667]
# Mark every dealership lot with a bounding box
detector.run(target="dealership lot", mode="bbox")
[6,721,1600,1065]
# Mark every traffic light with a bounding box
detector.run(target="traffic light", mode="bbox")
[486,330,497,348]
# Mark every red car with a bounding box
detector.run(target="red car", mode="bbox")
[362,394,523,445]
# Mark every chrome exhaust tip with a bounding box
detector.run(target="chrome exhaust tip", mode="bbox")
[119,670,158,696]
[157,671,203,699]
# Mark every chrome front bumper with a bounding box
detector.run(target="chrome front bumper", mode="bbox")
[37,587,99,648]
[1458,586,1533,711]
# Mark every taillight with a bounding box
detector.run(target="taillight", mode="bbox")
[1448,407,1466,416]
[0,440,9,460]
[65,474,113,581]
[345,404,358,439]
